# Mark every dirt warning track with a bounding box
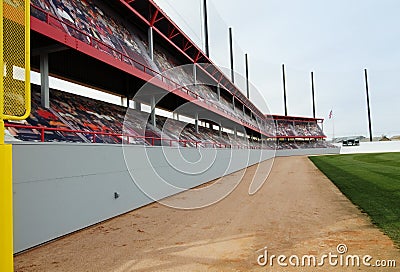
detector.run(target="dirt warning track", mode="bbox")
[14,156,399,271]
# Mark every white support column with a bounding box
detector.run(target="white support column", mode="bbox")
[219,122,222,137]
[195,113,199,133]
[193,64,197,85]
[232,96,235,110]
[150,96,156,126]
[133,100,141,111]
[40,54,50,109]
[234,127,237,139]
[217,84,221,101]
[121,97,131,108]
[148,27,154,61]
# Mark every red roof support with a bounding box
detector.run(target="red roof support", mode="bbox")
[182,40,193,52]
[149,9,159,26]
[168,28,180,40]
[218,74,224,83]
[211,69,219,77]
[193,51,202,63]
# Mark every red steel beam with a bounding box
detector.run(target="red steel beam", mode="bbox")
[182,40,193,52]
[193,51,202,63]
[149,9,159,26]
[168,28,180,40]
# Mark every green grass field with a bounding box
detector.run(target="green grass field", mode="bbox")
[309,152,400,247]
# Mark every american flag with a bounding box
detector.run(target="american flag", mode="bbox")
[328,110,333,119]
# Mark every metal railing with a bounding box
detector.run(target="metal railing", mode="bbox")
[5,123,270,149]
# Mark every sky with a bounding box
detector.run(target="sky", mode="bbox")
[152,0,400,139]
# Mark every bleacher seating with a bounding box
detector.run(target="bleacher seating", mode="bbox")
[274,119,325,138]
[7,85,150,145]
[32,0,152,69]
[5,85,330,149]
[276,120,296,137]
[6,88,84,143]
[275,140,335,150]
[5,85,255,148]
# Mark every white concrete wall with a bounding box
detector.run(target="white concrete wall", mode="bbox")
[276,147,340,157]
[336,141,400,154]
[12,143,339,253]
[12,143,274,252]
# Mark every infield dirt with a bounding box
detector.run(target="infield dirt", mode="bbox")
[14,156,399,271]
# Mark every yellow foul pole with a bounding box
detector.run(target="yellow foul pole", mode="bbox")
[0,0,14,269]
[1,0,30,270]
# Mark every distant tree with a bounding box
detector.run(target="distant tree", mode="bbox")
[379,135,391,141]
[390,135,400,141]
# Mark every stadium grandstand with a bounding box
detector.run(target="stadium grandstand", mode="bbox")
[5,0,339,255]
[5,0,335,150]
[267,115,336,149]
